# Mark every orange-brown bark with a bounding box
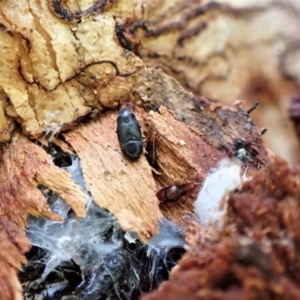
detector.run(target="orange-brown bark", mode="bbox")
[0,134,86,300]
[134,69,270,170]
[65,110,162,241]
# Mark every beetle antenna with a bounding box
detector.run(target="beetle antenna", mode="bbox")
[247,101,259,115]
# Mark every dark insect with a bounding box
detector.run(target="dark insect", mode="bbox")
[157,182,199,203]
[117,108,143,160]
[53,152,73,168]
[115,21,133,51]
[146,130,157,167]
[234,138,249,161]
[234,138,259,162]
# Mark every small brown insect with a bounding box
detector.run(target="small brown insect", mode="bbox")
[146,130,157,167]
[157,182,199,203]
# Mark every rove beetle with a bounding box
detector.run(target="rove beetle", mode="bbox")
[117,108,143,161]
[145,130,157,167]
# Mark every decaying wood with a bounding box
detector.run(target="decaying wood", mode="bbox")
[133,0,300,162]
[134,68,270,169]
[0,134,87,300]
[144,108,225,222]
[143,158,300,300]
[0,0,299,161]
[0,0,299,299]
[0,0,144,138]
[64,110,162,241]
[63,107,226,238]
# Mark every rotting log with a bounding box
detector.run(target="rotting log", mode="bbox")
[0,0,299,299]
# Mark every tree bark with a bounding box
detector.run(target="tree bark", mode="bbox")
[0,0,299,299]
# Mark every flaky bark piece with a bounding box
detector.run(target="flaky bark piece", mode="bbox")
[0,133,87,300]
[64,111,162,242]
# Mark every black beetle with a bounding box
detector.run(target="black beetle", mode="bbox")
[117,108,143,160]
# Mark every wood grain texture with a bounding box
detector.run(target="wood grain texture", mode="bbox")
[65,111,162,242]
[0,134,87,300]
